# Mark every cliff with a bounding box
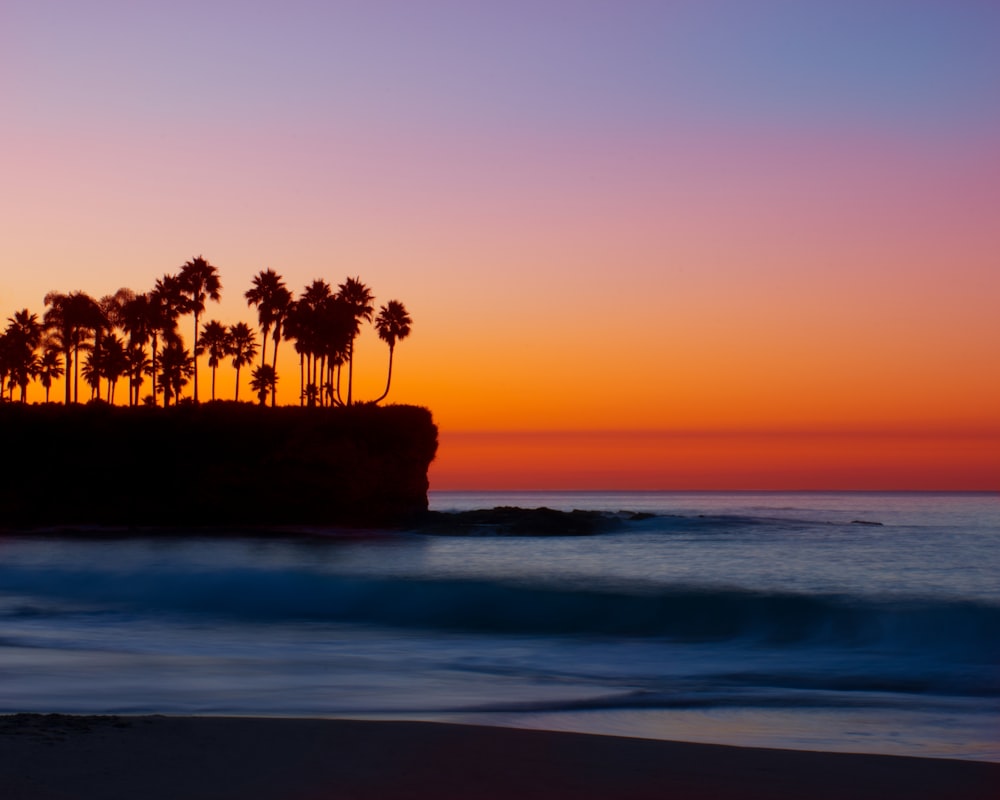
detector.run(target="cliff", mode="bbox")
[0,402,437,528]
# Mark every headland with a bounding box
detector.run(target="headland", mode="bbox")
[0,402,437,527]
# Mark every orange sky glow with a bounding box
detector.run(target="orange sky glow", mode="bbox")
[2,2,998,490]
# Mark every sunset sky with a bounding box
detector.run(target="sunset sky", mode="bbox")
[3,1,998,490]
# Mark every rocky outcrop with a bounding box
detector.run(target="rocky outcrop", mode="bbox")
[0,402,437,527]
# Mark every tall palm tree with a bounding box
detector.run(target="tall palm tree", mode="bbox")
[198,320,231,401]
[43,291,106,404]
[178,256,222,403]
[336,277,374,406]
[373,300,412,404]
[227,322,257,402]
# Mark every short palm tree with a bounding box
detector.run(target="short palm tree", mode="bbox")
[179,256,222,403]
[43,291,106,404]
[99,334,129,403]
[249,364,277,407]
[4,309,43,402]
[37,346,64,403]
[373,300,412,404]
[198,320,231,401]
[149,274,184,406]
[157,339,194,406]
[126,344,151,405]
[227,322,257,402]
[119,292,155,406]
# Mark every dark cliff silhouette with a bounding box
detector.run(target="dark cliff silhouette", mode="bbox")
[0,403,437,527]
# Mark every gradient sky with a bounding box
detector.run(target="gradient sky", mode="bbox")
[3,1,999,489]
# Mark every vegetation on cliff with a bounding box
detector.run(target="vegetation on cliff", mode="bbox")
[0,258,412,409]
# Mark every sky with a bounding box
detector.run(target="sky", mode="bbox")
[2,0,998,490]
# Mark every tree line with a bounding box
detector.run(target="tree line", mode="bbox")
[0,257,412,408]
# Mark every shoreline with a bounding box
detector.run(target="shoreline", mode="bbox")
[2,714,997,799]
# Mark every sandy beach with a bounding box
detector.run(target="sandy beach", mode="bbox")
[1,715,996,800]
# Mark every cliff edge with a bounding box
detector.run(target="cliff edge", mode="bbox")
[0,402,437,527]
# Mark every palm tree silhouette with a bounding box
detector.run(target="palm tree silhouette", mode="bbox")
[245,270,286,366]
[227,322,257,402]
[336,277,374,406]
[100,334,129,403]
[179,256,222,403]
[37,346,64,403]
[149,275,184,405]
[198,320,231,401]
[119,292,155,406]
[43,291,106,404]
[157,339,194,406]
[373,300,412,404]
[288,280,331,406]
[249,364,277,406]
[4,309,43,402]
[126,343,151,405]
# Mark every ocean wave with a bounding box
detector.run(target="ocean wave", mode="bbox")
[2,566,997,659]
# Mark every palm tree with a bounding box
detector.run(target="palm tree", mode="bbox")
[43,291,106,404]
[126,343,151,405]
[245,269,286,369]
[81,350,102,401]
[149,274,184,406]
[37,346,64,402]
[4,309,43,402]
[157,339,194,406]
[227,322,257,402]
[336,277,374,406]
[198,320,231,401]
[249,364,277,406]
[119,292,155,406]
[373,300,412,404]
[179,256,222,403]
[99,334,129,403]
[284,280,330,406]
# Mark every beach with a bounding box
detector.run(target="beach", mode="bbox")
[2,714,998,800]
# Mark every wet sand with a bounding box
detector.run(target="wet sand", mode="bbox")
[1,714,997,799]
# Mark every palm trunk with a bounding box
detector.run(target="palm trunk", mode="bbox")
[210,365,216,401]
[73,344,80,403]
[64,350,71,404]
[374,345,395,404]
[346,339,354,406]
[234,365,241,402]
[270,333,279,407]
[151,335,159,407]
[192,313,200,403]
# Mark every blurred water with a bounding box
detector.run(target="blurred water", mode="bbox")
[1,491,997,761]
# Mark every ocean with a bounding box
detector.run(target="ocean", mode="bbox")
[1,491,997,762]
